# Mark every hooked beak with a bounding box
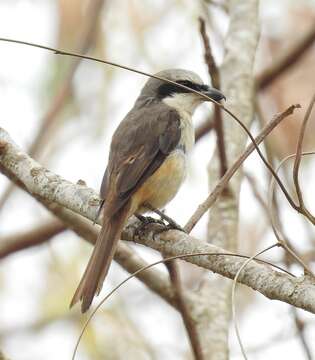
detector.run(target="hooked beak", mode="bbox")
[202,86,226,102]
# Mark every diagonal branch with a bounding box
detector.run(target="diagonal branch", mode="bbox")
[257,24,315,90]
[185,104,299,233]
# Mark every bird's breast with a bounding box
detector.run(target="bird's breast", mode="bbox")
[131,112,194,213]
[132,150,187,212]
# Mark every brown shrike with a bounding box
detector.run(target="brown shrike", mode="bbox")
[70,69,225,312]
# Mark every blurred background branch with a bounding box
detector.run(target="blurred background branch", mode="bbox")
[0,0,106,216]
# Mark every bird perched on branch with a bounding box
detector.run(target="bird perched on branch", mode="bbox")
[70,69,225,312]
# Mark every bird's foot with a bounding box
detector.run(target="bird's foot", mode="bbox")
[134,214,166,240]
[141,203,186,238]
[143,203,186,233]
[153,222,186,237]
[135,214,165,226]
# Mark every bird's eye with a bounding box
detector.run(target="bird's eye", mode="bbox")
[176,80,194,89]
[157,80,203,99]
[176,80,206,92]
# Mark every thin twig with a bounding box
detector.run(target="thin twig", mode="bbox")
[293,93,315,216]
[198,18,220,88]
[199,17,227,177]
[255,100,277,171]
[0,32,295,360]
[267,144,315,359]
[72,249,293,360]
[0,37,222,103]
[268,146,315,358]
[231,243,280,360]
[185,104,299,233]
[0,38,301,211]
[268,152,315,276]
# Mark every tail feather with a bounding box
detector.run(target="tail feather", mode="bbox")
[70,209,127,313]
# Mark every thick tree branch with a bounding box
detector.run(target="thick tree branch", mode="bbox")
[121,221,315,314]
[0,140,184,313]
[1,127,315,315]
[43,204,180,309]
[0,101,298,234]
[0,171,180,310]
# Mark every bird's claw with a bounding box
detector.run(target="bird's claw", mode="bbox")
[135,214,165,226]
[154,222,186,235]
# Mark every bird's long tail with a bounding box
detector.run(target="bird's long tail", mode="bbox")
[70,207,128,313]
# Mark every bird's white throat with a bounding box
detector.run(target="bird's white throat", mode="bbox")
[163,93,203,115]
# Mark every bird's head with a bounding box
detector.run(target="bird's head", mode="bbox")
[136,69,225,114]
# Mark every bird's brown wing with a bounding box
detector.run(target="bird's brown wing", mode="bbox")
[71,105,182,312]
[100,104,181,214]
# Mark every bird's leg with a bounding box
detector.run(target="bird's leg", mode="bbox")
[134,213,166,240]
[143,203,186,233]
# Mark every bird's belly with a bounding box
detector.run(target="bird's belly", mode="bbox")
[134,150,186,213]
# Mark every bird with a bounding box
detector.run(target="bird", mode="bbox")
[70,69,225,312]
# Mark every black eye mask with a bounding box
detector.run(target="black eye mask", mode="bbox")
[157,80,208,98]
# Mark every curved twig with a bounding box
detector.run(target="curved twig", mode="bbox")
[268,151,315,276]
[293,93,315,219]
[72,250,293,360]
[185,104,299,233]
[231,243,280,360]
[0,37,300,216]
